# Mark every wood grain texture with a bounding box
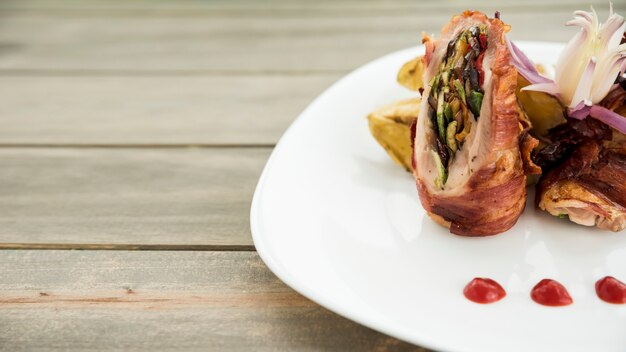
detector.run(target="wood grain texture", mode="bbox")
[0,1,620,146]
[0,250,426,351]
[0,74,339,145]
[0,147,268,246]
[0,2,620,72]
[0,0,613,10]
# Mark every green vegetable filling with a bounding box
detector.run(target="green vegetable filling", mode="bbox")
[428,25,488,189]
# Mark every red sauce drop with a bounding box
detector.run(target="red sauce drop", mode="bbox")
[595,276,626,304]
[531,279,573,306]
[463,278,506,304]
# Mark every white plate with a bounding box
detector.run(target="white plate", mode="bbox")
[250,42,626,352]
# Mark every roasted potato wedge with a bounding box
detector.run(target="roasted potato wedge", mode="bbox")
[368,98,420,171]
[516,76,566,140]
[397,56,425,92]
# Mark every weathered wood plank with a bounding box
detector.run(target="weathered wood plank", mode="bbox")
[0,250,426,351]
[0,148,269,246]
[0,1,619,146]
[0,15,416,71]
[0,74,338,145]
[0,3,619,72]
[0,0,614,12]
[1,7,621,146]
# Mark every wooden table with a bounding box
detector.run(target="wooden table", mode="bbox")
[0,0,620,350]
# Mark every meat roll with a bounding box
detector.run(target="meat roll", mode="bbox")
[413,11,529,236]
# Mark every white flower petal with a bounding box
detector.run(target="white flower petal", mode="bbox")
[522,82,561,96]
[556,9,598,105]
[569,59,596,108]
[600,13,625,50]
[535,6,626,108]
[591,46,626,103]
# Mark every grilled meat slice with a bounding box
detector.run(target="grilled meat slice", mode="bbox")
[537,140,626,231]
[413,11,528,236]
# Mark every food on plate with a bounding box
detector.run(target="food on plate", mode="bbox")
[397,56,426,92]
[368,98,420,172]
[367,6,626,234]
[519,6,626,133]
[530,279,573,307]
[515,6,626,231]
[463,278,506,304]
[367,56,424,173]
[534,118,626,231]
[595,276,626,304]
[516,76,566,141]
[377,56,549,178]
[412,11,532,236]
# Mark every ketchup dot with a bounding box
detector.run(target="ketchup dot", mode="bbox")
[595,276,626,304]
[463,278,506,304]
[531,279,573,306]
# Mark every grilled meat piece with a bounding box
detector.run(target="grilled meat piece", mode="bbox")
[537,140,626,231]
[413,11,529,236]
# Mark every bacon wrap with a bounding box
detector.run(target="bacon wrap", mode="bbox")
[413,11,527,236]
[537,140,626,232]
[422,33,435,67]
